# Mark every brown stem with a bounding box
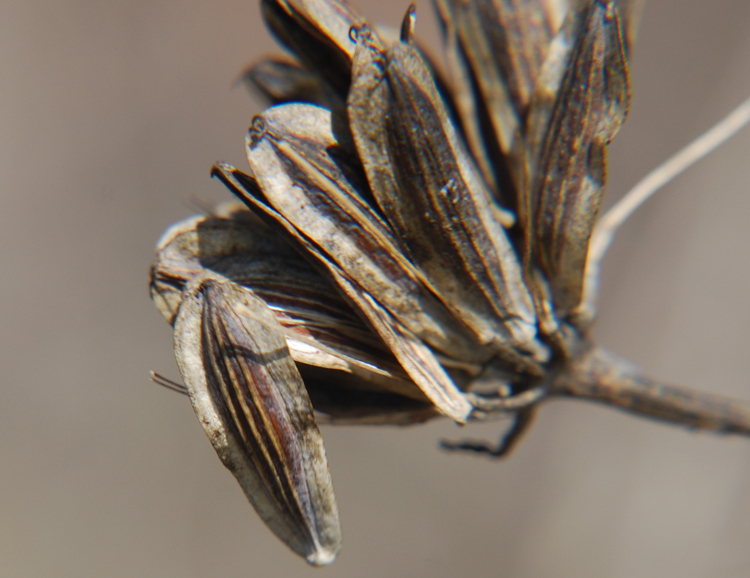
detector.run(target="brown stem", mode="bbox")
[550,345,750,435]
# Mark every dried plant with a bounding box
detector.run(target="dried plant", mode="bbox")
[149,0,750,565]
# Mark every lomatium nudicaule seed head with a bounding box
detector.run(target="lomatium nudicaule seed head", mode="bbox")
[149,0,750,565]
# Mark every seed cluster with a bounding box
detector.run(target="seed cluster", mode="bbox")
[149,0,750,564]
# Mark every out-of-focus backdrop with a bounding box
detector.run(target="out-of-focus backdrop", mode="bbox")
[2,1,750,576]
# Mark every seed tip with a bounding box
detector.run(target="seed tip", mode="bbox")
[305,545,339,566]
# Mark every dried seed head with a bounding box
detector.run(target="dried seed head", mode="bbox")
[150,0,750,564]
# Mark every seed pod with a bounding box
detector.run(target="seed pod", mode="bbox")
[347,20,545,366]
[173,272,341,565]
[523,0,630,316]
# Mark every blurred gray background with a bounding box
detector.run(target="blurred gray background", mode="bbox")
[2,0,750,576]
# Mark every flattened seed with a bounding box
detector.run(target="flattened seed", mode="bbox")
[173,273,341,565]
[524,0,630,315]
[435,0,564,153]
[347,23,545,364]
[434,0,566,200]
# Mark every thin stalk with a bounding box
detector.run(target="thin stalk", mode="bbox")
[576,95,750,325]
[550,346,750,435]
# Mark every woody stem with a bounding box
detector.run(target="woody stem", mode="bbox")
[550,345,750,435]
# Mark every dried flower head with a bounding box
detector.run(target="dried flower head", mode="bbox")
[149,0,750,565]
